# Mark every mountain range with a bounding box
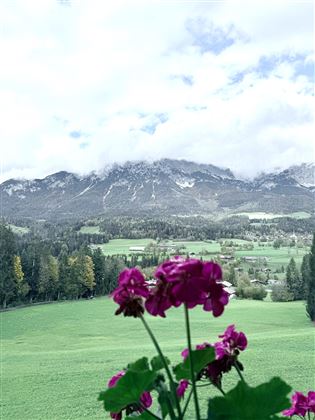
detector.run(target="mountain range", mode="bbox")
[1,160,314,221]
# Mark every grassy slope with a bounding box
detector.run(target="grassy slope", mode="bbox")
[2,299,314,419]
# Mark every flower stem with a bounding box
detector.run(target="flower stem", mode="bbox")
[182,388,193,417]
[233,361,246,383]
[139,405,162,420]
[184,304,201,420]
[140,314,182,419]
[217,386,226,396]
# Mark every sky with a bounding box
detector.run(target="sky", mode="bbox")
[0,0,314,182]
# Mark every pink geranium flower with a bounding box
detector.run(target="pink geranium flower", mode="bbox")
[111,268,149,317]
[108,371,125,388]
[146,258,229,317]
[308,391,315,413]
[283,392,309,417]
[145,278,180,317]
[215,324,247,359]
[177,380,189,398]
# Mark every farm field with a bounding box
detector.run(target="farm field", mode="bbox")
[8,224,30,235]
[79,225,101,234]
[2,298,314,419]
[95,238,310,277]
[231,211,312,220]
[95,238,155,255]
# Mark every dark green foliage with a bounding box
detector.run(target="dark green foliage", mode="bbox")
[150,355,170,372]
[92,248,107,295]
[0,221,131,307]
[173,347,215,381]
[208,377,291,420]
[306,233,315,321]
[98,368,156,413]
[286,257,304,300]
[301,254,310,299]
[0,225,17,308]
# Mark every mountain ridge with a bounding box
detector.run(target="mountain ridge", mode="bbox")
[1,159,314,220]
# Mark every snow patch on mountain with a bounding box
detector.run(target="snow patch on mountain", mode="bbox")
[175,179,195,189]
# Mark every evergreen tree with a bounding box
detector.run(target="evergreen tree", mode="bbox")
[301,254,310,300]
[0,225,17,308]
[286,257,304,300]
[62,256,79,299]
[20,240,41,303]
[57,244,70,299]
[306,233,315,321]
[38,253,59,301]
[92,248,106,296]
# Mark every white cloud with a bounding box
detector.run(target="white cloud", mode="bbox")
[0,0,313,182]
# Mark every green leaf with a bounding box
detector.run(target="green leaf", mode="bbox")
[128,357,150,372]
[207,377,292,420]
[157,388,175,419]
[150,355,170,371]
[173,347,215,381]
[99,369,157,413]
[126,412,156,420]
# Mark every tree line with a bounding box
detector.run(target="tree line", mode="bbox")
[0,225,121,308]
[0,224,173,309]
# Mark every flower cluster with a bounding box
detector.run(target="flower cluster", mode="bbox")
[180,325,247,394]
[215,324,247,359]
[112,258,230,318]
[107,371,152,419]
[111,268,149,317]
[283,391,315,418]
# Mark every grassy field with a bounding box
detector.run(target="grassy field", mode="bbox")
[95,238,309,278]
[79,226,101,234]
[8,224,30,235]
[2,298,314,419]
[95,238,155,255]
[232,211,312,220]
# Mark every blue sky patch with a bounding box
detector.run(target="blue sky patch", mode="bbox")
[186,18,237,55]
[171,74,194,86]
[140,113,169,135]
[69,130,82,139]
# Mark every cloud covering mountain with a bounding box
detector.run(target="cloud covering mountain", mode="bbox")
[0,0,313,182]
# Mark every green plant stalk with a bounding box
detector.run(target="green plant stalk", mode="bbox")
[184,304,201,420]
[182,388,193,417]
[233,361,246,383]
[139,404,162,420]
[140,314,182,419]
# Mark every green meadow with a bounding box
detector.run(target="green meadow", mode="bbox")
[95,238,309,278]
[96,238,155,255]
[2,298,314,419]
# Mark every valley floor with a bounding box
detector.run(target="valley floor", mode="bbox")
[2,298,314,419]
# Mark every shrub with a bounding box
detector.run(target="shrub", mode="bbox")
[236,285,267,300]
[250,285,268,300]
[271,282,294,302]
